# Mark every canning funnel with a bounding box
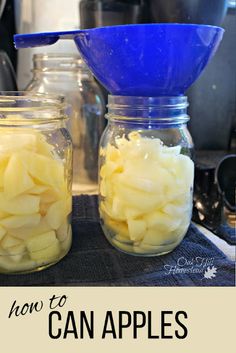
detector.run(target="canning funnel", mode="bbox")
[14,24,224,96]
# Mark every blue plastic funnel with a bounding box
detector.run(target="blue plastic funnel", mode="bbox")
[14,24,224,96]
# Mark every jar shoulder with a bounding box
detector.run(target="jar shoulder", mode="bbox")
[101,123,193,147]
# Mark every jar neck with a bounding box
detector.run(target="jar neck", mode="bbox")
[32,54,92,79]
[0,92,66,127]
[107,96,189,127]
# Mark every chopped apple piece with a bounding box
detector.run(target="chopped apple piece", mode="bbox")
[0,193,40,215]
[0,210,9,219]
[1,235,22,249]
[0,155,9,188]
[26,230,57,253]
[116,183,161,211]
[60,226,72,251]
[45,199,71,230]
[0,214,41,229]
[109,220,129,239]
[0,133,37,154]
[4,153,35,199]
[6,243,26,263]
[142,228,172,246]
[9,218,52,240]
[111,238,133,253]
[0,225,6,241]
[40,189,61,204]
[127,218,146,242]
[28,239,61,262]
[29,185,49,195]
[0,257,36,272]
[144,211,181,231]
[56,221,69,242]
[19,150,64,189]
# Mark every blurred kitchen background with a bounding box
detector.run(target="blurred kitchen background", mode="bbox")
[0,0,234,151]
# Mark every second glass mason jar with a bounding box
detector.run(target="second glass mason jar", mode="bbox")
[99,96,194,256]
[26,54,105,195]
[0,92,72,274]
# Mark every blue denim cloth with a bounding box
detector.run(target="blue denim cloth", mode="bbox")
[0,196,234,286]
[217,224,236,245]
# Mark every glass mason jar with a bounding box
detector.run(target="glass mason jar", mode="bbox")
[0,92,72,274]
[99,96,194,256]
[26,53,105,195]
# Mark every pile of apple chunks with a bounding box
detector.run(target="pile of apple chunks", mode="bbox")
[100,132,194,254]
[0,130,72,272]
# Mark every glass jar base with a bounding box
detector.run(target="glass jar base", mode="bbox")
[0,231,72,275]
[102,226,184,257]
[0,247,71,275]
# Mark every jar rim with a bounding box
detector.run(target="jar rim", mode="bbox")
[32,53,90,73]
[108,95,188,107]
[0,92,66,125]
[107,95,189,125]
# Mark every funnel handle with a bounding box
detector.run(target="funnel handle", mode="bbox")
[14,30,83,49]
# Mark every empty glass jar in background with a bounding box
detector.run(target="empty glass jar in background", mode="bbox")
[99,96,194,256]
[0,92,72,274]
[26,54,106,195]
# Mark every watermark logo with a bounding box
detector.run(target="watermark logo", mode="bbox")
[164,257,218,280]
[202,266,217,280]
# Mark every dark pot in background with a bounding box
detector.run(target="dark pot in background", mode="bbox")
[148,0,228,26]
[79,0,146,29]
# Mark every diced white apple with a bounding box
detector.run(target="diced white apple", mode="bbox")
[144,210,181,231]
[9,218,52,240]
[19,150,64,189]
[125,207,146,219]
[111,238,133,253]
[173,154,194,189]
[104,217,130,240]
[141,228,172,247]
[127,218,146,242]
[0,256,36,272]
[110,196,126,221]
[26,230,57,253]
[6,243,26,263]
[29,185,49,195]
[0,214,41,229]
[0,133,38,154]
[100,178,107,197]
[116,183,161,212]
[114,233,132,244]
[163,202,191,218]
[118,172,162,193]
[0,155,9,188]
[45,199,71,230]
[0,193,40,215]
[40,189,61,204]
[100,161,122,179]
[4,153,35,199]
[1,235,22,249]
[56,221,69,242]
[0,225,6,241]
[28,239,61,263]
